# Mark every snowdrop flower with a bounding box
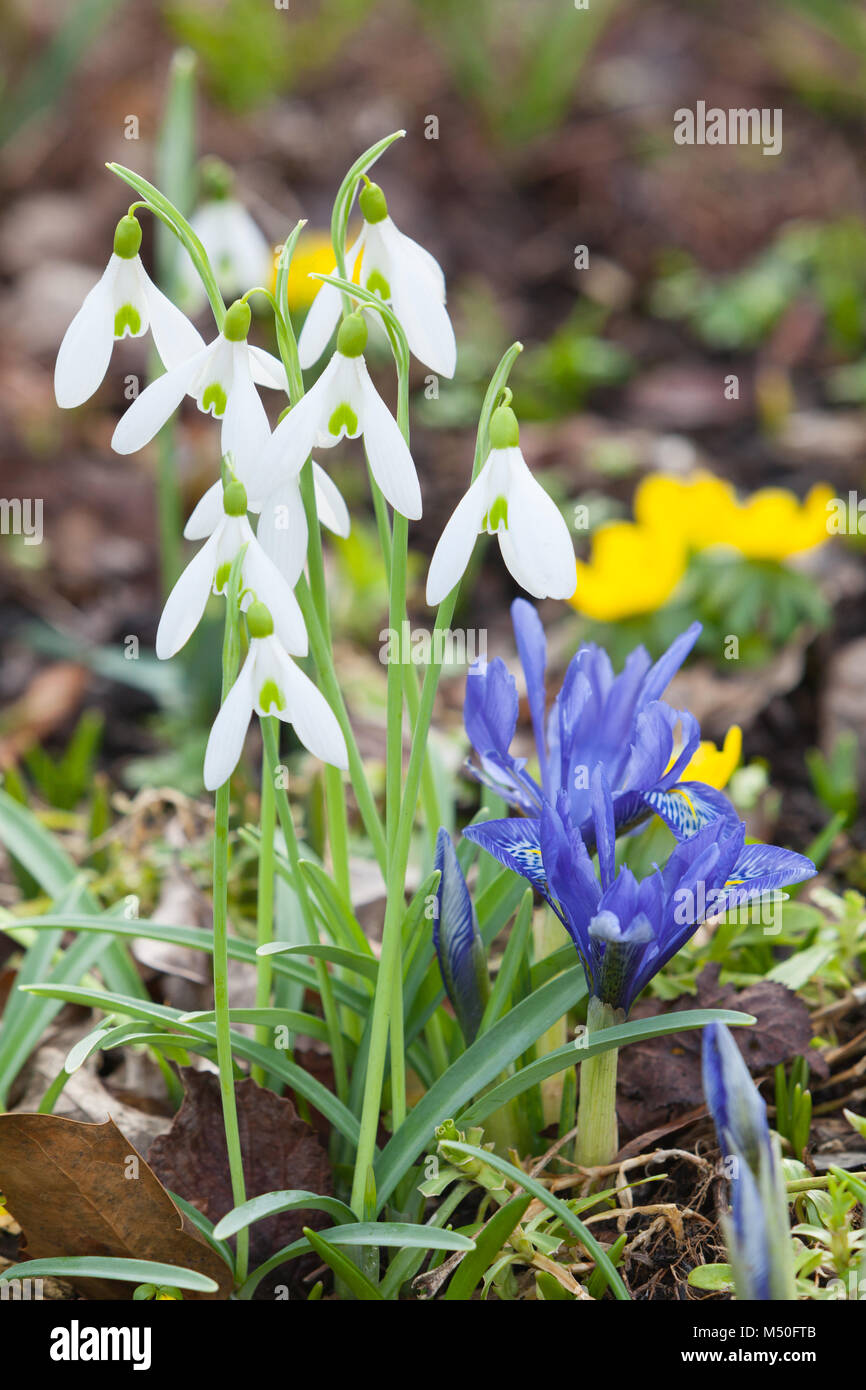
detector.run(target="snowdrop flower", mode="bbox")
[298,179,456,378]
[111,298,287,496]
[260,311,422,520]
[204,600,347,790]
[156,477,306,661]
[256,461,350,586]
[178,160,273,311]
[54,215,203,408]
[426,400,575,605]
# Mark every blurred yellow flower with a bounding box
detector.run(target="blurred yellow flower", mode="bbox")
[715,484,834,560]
[569,522,688,621]
[677,724,742,789]
[271,230,348,312]
[634,471,833,561]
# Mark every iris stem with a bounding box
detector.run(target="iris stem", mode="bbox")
[575,995,622,1170]
[213,600,248,1285]
[251,716,277,1086]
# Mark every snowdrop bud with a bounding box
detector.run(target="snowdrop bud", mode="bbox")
[246,601,274,639]
[113,215,142,260]
[223,479,248,516]
[336,311,368,358]
[358,179,388,224]
[489,403,520,450]
[199,154,234,200]
[223,298,251,342]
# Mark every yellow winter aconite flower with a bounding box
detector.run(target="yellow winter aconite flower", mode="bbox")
[634,471,833,561]
[569,521,688,621]
[271,230,347,311]
[715,483,835,560]
[677,724,742,789]
[634,471,738,550]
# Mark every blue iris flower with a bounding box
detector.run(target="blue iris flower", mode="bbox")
[702,1022,796,1300]
[463,600,737,887]
[535,767,815,1014]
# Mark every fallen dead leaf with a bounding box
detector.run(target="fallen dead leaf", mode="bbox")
[616,965,816,1140]
[148,1069,332,1297]
[0,1113,232,1299]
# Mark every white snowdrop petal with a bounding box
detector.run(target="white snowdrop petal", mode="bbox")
[380,219,447,300]
[312,461,350,538]
[256,481,308,587]
[54,265,115,408]
[141,269,205,370]
[261,354,340,480]
[389,255,457,377]
[425,463,491,606]
[248,345,289,392]
[501,452,576,600]
[184,481,226,540]
[155,530,220,659]
[272,644,349,770]
[111,346,210,454]
[297,230,365,370]
[223,201,273,288]
[357,360,422,519]
[203,648,257,790]
[243,539,308,656]
[220,347,272,500]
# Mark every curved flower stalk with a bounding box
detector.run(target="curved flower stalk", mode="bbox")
[702,1022,796,1300]
[432,829,490,1045]
[155,475,307,660]
[299,178,456,378]
[204,600,348,791]
[426,398,575,605]
[54,214,203,408]
[260,309,421,520]
[111,297,288,495]
[462,600,737,888]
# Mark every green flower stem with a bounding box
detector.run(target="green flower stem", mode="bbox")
[575,995,623,1169]
[274,232,352,904]
[251,717,277,1086]
[261,718,349,1104]
[213,597,248,1285]
[368,465,442,846]
[350,589,459,1215]
[349,344,525,1218]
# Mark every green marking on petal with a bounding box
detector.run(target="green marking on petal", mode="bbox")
[114,303,142,339]
[215,561,232,592]
[366,269,391,299]
[259,679,285,713]
[328,402,358,437]
[202,383,228,417]
[487,495,509,532]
